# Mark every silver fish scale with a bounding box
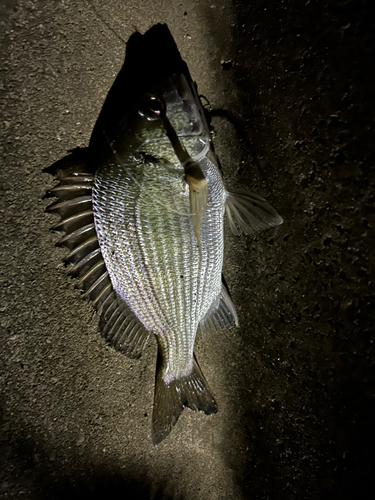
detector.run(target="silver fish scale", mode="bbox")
[93,155,226,383]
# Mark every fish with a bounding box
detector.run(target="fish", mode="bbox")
[46,24,283,444]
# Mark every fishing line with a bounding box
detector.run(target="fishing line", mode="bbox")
[79,7,211,223]
[86,0,128,46]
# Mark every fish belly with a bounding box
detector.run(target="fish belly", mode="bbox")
[92,157,225,382]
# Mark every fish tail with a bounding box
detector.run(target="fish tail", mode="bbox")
[152,354,217,445]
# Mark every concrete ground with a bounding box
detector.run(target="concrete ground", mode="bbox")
[1,0,374,499]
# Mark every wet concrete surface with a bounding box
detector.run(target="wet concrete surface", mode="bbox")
[1,0,374,499]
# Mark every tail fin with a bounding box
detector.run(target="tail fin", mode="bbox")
[152,354,217,445]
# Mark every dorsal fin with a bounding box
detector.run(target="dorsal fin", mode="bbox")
[99,292,150,358]
[46,154,149,357]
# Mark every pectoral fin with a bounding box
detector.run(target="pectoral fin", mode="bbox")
[225,187,283,235]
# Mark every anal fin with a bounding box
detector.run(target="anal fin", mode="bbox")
[198,284,239,336]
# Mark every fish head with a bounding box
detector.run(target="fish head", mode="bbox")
[89,25,213,243]
[107,92,168,161]
[89,25,214,173]
[103,74,212,171]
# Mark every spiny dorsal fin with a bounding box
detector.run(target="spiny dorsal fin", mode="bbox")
[99,291,150,359]
[47,163,150,358]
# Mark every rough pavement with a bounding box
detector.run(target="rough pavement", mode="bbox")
[1,1,374,499]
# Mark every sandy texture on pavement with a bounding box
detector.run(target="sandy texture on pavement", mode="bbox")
[1,1,374,499]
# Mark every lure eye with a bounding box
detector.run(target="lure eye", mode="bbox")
[148,96,164,115]
[139,95,166,120]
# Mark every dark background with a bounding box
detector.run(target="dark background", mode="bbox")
[1,0,374,499]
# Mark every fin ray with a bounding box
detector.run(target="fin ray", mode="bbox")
[225,187,283,235]
[56,223,96,250]
[199,284,239,336]
[47,164,149,359]
[47,184,92,202]
[92,284,114,311]
[47,196,92,219]
[76,260,106,290]
[152,354,217,445]
[58,174,94,185]
[81,271,110,298]
[51,210,94,233]
[65,236,99,265]
[98,293,150,358]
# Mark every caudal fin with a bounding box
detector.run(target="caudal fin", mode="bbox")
[152,354,217,445]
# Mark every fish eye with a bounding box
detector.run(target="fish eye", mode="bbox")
[139,95,166,120]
